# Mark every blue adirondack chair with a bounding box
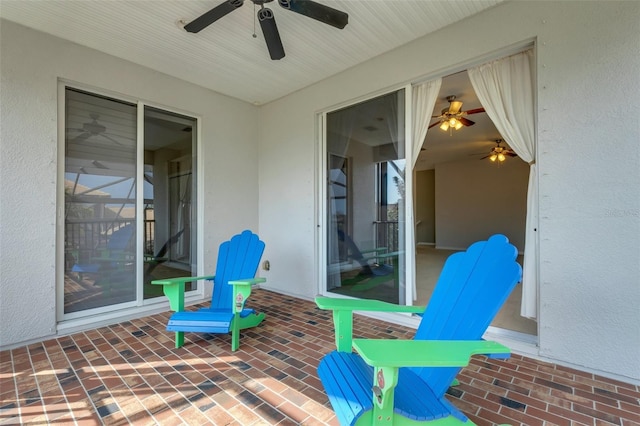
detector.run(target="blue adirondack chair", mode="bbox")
[316,234,522,425]
[151,230,266,351]
[71,224,135,281]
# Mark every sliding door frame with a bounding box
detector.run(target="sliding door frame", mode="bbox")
[56,80,204,323]
[317,83,415,306]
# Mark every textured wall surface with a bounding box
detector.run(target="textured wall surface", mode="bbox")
[1,2,638,382]
[0,20,260,348]
[258,1,640,381]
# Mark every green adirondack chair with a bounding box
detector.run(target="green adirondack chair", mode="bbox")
[152,230,266,351]
[316,234,522,425]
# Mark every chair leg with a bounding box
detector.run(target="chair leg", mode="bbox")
[231,315,240,352]
[238,312,266,330]
[175,331,184,348]
[231,312,266,351]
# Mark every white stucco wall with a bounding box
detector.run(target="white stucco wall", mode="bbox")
[1,1,638,383]
[0,20,260,347]
[258,1,640,382]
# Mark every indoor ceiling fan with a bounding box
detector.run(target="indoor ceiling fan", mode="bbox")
[429,95,486,132]
[66,114,131,146]
[182,0,349,60]
[480,139,518,162]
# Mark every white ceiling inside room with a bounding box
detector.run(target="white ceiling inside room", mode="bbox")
[416,70,506,170]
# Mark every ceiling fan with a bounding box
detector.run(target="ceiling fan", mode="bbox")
[66,114,130,146]
[182,0,349,60]
[429,95,486,131]
[481,139,518,162]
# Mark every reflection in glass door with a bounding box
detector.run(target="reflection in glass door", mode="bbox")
[143,106,197,299]
[325,89,406,304]
[64,88,137,313]
[63,89,198,315]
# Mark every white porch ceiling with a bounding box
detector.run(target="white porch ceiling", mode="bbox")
[0,0,504,105]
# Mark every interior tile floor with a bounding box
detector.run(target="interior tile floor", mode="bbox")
[1,289,638,425]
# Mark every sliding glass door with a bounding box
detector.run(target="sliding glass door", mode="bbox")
[63,88,197,317]
[142,106,197,299]
[324,89,406,304]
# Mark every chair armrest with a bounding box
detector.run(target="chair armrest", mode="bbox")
[316,297,424,313]
[151,275,215,311]
[375,251,401,261]
[350,339,510,416]
[357,247,389,261]
[352,339,511,368]
[315,297,425,352]
[228,278,266,286]
[229,278,266,314]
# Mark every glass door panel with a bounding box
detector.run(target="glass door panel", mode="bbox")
[143,107,197,299]
[325,89,406,304]
[64,88,137,313]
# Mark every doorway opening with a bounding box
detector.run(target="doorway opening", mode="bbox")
[413,69,536,337]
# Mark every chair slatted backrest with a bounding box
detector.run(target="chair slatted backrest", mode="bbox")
[412,234,522,396]
[107,225,134,251]
[211,230,265,310]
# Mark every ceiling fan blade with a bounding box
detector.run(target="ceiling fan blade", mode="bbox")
[72,132,92,143]
[104,132,135,142]
[101,134,125,146]
[506,151,518,157]
[184,0,244,33]
[278,0,348,29]
[458,117,475,127]
[465,107,486,115]
[480,155,491,160]
[428,121,441,129]
[258,8,285,60]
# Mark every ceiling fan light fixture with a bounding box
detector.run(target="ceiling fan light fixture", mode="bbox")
[439,121,450,131]
[498,153,506,162]
[453,120,463,130]
[449,100,463,113]
[489,154,498,162]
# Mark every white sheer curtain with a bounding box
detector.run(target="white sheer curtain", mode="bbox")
[412,79,442,166]
[409,78,442,301]
[468,49,538,319]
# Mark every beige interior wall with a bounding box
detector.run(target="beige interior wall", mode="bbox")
[415,170,435,244]
[434,158,529,252]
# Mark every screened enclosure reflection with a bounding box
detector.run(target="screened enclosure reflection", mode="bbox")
[64,88,197,315]
[65,88,138,312]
